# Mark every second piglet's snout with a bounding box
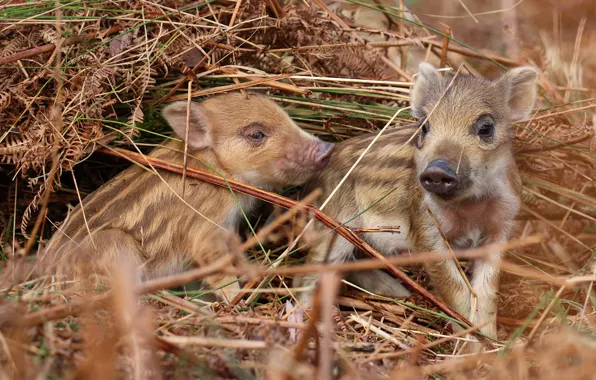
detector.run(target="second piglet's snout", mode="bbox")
[314,141,334,169]
[419,159,458,195]
[283,138,334,174]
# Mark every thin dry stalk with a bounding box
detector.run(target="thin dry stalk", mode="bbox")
[318,272,342,380]
[167,73,299,101]
[527,285,566,341]
[159,336,268,349]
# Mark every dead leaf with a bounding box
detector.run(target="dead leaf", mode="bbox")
[109,33,133,57]
[182,47,205,69]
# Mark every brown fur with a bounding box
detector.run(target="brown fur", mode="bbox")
[295,63,538,352]
[40,92,334,302]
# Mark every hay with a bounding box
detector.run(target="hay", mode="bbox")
[0,0,595,378]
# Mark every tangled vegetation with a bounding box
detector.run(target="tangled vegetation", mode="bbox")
[0,0,595,378]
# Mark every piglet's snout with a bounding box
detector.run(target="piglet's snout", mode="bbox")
[313,141,334,169]
[419,159,458,195]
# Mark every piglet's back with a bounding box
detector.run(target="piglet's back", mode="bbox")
[43,141,224,260]
[303,124,421,217]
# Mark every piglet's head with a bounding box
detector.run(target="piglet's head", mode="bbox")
[162,92,334,189]
[409,62,538,202]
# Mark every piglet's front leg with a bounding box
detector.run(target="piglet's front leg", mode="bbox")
[463,225,516,354]
[186,229,243,304]
[467,198,519,352]
[467,228,515,352]
[469,258,500,348]
[424,240,473,333]
[427,247,497,354]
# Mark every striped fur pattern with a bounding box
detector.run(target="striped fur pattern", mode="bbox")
[295,62,539,352]
[41,92,334,302]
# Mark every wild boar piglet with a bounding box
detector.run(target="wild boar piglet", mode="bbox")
[295,62,538,350]
[42,92,334,302]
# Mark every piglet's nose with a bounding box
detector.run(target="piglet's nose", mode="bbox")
[314,141,334,169]
[419,160,458,195]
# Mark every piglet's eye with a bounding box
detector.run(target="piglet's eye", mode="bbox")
[241,122,270,144]
[248,131,266,142]
[415,120,429,149]
[475,116,495,142]
[478,124,494,137]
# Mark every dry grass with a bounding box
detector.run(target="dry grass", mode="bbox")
[0,0,595,379]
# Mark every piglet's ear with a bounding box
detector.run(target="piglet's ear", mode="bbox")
[410,62,442,118]
[161,101,214,150]
[498,66,539,121]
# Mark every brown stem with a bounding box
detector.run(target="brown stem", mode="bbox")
[266,0,284,18]
[353,226,401,234]
[229,0,244,27]
[0,26,122,66]
[166,73,296,102]
[423,40,520,67]
[205,65,307,94]
[97,146,494,348]
[439,26,451,68]
[515,134,592,154]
